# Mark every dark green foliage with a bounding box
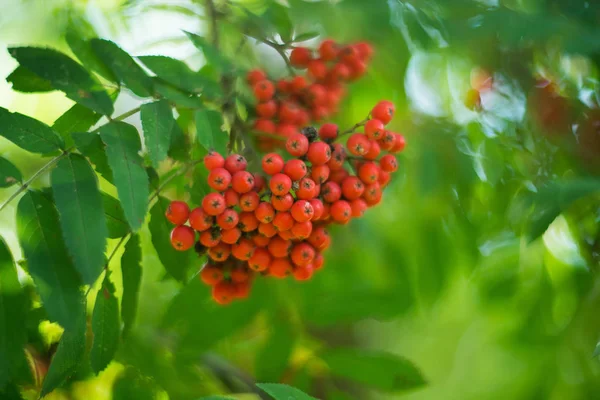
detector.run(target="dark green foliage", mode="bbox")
[6,66,54,93]
[52,104,101,148]
[7,47,114,115]
[0,157,22,188]
[256,383,317,400]
[0,107,64,153]
[195,108,228,155]
[72,131,114,183]
[90,275,120,374]
[102,193,129,239]
[140,100,175,169]
[121,235,142,338]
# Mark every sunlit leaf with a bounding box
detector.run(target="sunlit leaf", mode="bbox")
[99,122,150,231]
[121,234,142,338]
[0,107,64,153]
[292,31,320,42]
[0,157,22,188]
[66,27,118,83]
[183,31,234,72]
[51,154,107,284]
[90,275,120,374]
[140,100,175,169]
[8,47,114,115]
[153,79,205,108]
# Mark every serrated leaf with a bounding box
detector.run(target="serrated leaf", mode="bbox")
[168,121,190,162]
[149,197,194,282]
[40,301,86,397]
[99,122,149,231]
[6,66,54,93]
[256,383,317,400]
[137,55,223,98]
[65,28,118,84]
[102,193,129,239]
[52,104,101,148]
[0,157,22,188]
[121,234,141,338]
[90,39,154,97]
[0,236,27,389]
[0,107,64,153]
[90,276,120,374]
[16,191,83,330]
[292,32,320,43]
[51,154,107,284]
[255,315,295,382]
[183,31,234,72]
[140,100,175,169]
[72,131,114,183]
[195,108,228,155]
[8,47,114,115]
[153,78,205,108]
[320,348,426,393]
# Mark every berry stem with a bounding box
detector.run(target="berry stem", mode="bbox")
[337,116,371,139]
[253,37,296,76]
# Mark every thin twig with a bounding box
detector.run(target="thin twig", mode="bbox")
[112,106,142,122]
[106,234,131,267]
[0,151,69,214]
[148,160,203,204]
[337,116,370,139]
[253,37,295,76]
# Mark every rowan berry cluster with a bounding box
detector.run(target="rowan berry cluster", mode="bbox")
[165,100,404,305]
[248,39,373,151]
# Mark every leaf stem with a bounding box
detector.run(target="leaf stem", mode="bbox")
[112,106,141,122]
[253,37,296,76]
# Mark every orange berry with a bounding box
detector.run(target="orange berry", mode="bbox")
[286,133,309,157]
[297,177,318,200]
[311,165,330,185]
[272,212,294,232]
[341,176,365,200]
[221,227,242,244]
[291,220,313,240]
[216,208,239,230]
[364,140,381,160]
[283,159,307,182]
[268,236,292,258]
[170,226,195,251]
[255,202,275,223]
[269,257,293,278]
[199,230,221,247]
[253,233,271,247]
[189,207,212,231]
[347,133,371,156]
[232,238,256,261]
[259,222,278,238]
[208,242,230,262]
[390,134,406,153]
[380,155,398,172]
[165,201,190,225]
[202,193,226,216]
[293,264,314,281]
[204,151,224,170]
[350,198,368,217]
[307,142,332,165]
[223,188,239,208]
[291,242,315,267]
[291,200,314,222]
[224,154,248,174]
[231,171,255,194]
[262,153,284,175]
[200,264,224,285]
[358,162,380,185]
[240,191,260,212]
[322,181,342,203]
[309,199,324,220]
[330,200,352,224]
[378,130,396,151]
[272,194,294,211]
[231,266,251,283]
[249,247,271,272]
[239,212,259,232]
[364,119,385,140]
[212,281,236,305]
[269,173,293,195]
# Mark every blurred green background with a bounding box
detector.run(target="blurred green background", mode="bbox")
[2,0,600,399]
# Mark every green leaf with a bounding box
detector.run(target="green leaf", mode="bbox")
[40,301,87,397]
[183,31,234,72]
[152,78,204,108]
[0,107,64,153]
[195,108,228,155]
[98,122,150,231]
[51,154,107,284]
[112,367,158,400]
[102,193,129,239]
[0,157,22,188]
[140,100,175,169]
[65,28,118,84]
[527,179,600,241]
[292,32,320,43]
[72,131,114,183]
[90,275,120,374]
[189,164,211,205]
[255,315,295,382]
[263,4,293,42]
[8,47,114,115]
[6,66,54,93]
[0,236,27,389]
[137,55,223,97]
[196,396,236,400]
[148,197,194,282]
[168,121,190,162]
[320,348,426,393]
[90,39,154,97]
[16,191,84,330]
[52,104,101,148]
[121,234,141,338]
[256,383,317,400]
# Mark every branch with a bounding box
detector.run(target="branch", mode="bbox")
[337,116,370,139]
[253,37,295,76]
[200,353,269,399]
[112,106,141,122]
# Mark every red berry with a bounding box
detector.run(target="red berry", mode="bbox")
[322,181,342,203]
[307,142,332,165]
[358,162,380,184]
[341,176,365,200]
[223,189,239,208]
[202,193,226,216]
[247,69,267,85]
[339,46,358,63]
[308,59,327,80]
[240,191,260,212]
[230,265,251,283]
[259,222,277,238]
[200,264,224,286]
[269,257,293,278]
[346,58,367,81]
[268,236,292,258]
[231,171,255,194]
[249,247,271,272]
[270,173,293,195]
[256,100,277,118]
[355,42,373,61]
[311,106,329,121]
[309,199,324,220]
[371,100,395,125]
[305,84,327,106]
[364,119,385,140]
[255,202,275,223]
[199,230,221,247]
[279,101,301,124]
[286,133,309,157]
[277,78,291,93]
[272,194,294,211]
[239,212,259,232]
[253,80,275,101]
[278,229,294,240]
[291,242,315,267]
[328,144,346,170]
[272,211,294,232]
[253,233,271,247]
[276,123,300,138]
[291,220,313,240]
[329,168,349,184]
[311,164,330,184]
[254,119,277,134]
[364,140,381,160]
[221,227,242,244]
[350,198,368,217]
[170,226,195,251]
[290,75,308,92]
[224,154,247,173]
[253,174,266,193]
[378,130,396,151]
[293,264,314,281]
[165,201,190,225]
[262,153,284,175]
[319,123,339,142]
[363,182,382,206]
[216,208,239,230]
[330,200,352,224]
[319,39,339,61]
[208,242,230,262]
[379,170,391,187]
[212,281,236,305]
[295,109,311,126]
[390,134,406,153]
[328,63,350,82]
[297,177,317,200]
[208,167,232,191]
[291,200,314,222]
[380,154,398,172]
[232,239,256,261]
[347,133,371,156]
[308,226,330,250]
[283,159,307,181]
[189,207,213,231]
[290,47,312,68]
[313,252,324,269]
[204,151,224,170]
